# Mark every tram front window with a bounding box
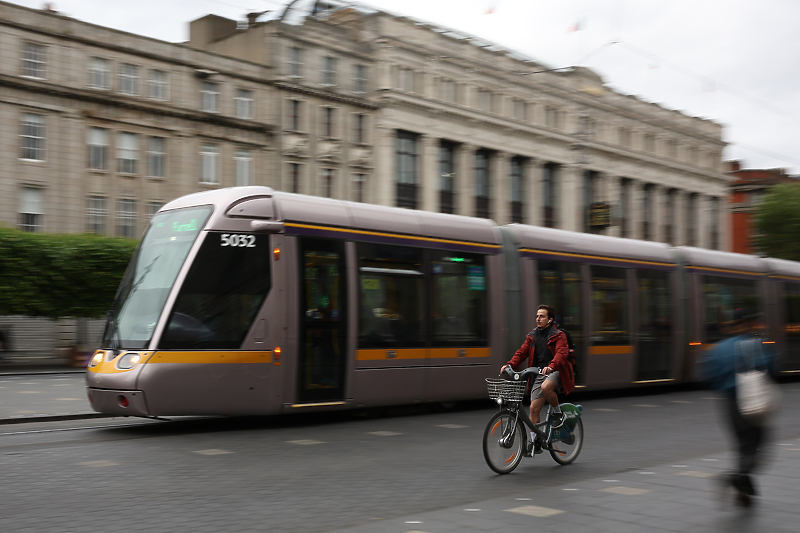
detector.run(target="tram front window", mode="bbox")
[103,206,212,350]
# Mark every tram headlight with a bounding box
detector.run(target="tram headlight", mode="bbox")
[116,352,142,370]
[89,352,104,368]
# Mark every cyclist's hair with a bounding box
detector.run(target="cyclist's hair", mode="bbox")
[538,304,556,320]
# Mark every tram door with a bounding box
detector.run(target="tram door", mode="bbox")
[297,238,347,404]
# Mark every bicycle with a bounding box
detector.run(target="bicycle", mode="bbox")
[482,366,584,474]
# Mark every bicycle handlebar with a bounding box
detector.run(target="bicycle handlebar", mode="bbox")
[500,366,542,380]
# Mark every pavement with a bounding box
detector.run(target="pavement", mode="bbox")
[0,368,104,424]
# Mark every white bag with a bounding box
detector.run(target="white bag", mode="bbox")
[735,339,780,424]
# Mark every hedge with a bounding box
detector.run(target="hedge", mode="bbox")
[0,227,138,318]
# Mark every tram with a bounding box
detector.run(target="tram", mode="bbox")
[85,187,800,417]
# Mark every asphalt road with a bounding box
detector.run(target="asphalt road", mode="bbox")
[1,376,799,532]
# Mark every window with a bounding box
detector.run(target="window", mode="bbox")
[783,283,800,371]
[353,173,366,203]
[475,150,491,219]
[87,127,108,170]
[398,67,413,91]
[119,64,139,95]
[396,130,418,209]
[431,251,488,347]
[160,232,272,349]
[19,187,43,232]
[147,137,166,178]
[619,178,631,238]
[86,196,106,234]
[642,184,653,240]
[288,99,303,131]
[148,70,168,101]
[686,192,698,246]
[89,57,110,89]
[510,156,524,223]
[663,189,676,243]
[440,79,455,102]
[543,163,558,228]
[703,276,758,344]
[618,127,632,147]
[20,114,45,161]
[439,141,456,214]
[321,168,335,198]
[591,266,629,345]
[546,107,561,129]
[289,162,301,193]
[353,64,367,93]
[145,201,162,221]
[200,82,219,112]
[637,269,671,380]
[235,149,251,187]
[321,106,337,138]
[200,144,219,184]
[477,90,492,112]
[117,199,137,238]
[287,46,303,78]
[538,260,583,369]
[513,99,527,121]
[234,89,253,119]
[21,42,46,79]
[117,132,138,174]
[709,196,720,250]
[358,243,425,348]
[353,113,368,144]
[644,134,656,153]
[321,56,337,86]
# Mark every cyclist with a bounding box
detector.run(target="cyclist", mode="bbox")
[500,304,575,455]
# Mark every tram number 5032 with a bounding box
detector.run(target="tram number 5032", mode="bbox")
[220,233,256,248]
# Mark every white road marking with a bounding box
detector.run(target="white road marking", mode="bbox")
[287,439,324,445]
[193,449,233,455]
[506,505,565,518]
[369,431,401,436]
[602,486,651,495]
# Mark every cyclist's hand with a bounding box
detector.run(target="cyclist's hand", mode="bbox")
[499,364,509,375]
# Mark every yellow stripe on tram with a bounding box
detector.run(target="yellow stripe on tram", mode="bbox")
[147,351,273,364]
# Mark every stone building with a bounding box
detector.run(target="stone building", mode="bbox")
[0,0,731,250]
[190,1,730,249]
[0,1,272,237]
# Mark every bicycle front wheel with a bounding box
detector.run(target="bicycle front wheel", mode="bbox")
[550,418,583,465]
[482,411,525,474]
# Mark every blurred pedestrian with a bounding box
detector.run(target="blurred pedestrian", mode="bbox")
[697,307,779,507]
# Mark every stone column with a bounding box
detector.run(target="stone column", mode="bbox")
[457,143,474,217]
[493,151,510,224]
[674,190,687,247]
[606,174,621,238]
[630,180,644,240]
[526,159,543,227]
[420,134,438,213]
[373,123,395,207]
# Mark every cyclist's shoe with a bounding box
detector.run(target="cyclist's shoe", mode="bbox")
[550,412,565,429]
[523,441,533,457]
[523,439,543,456]
[533,440,543,455]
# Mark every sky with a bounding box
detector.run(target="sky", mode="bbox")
[13,0,800,173]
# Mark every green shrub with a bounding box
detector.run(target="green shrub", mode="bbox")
[0,228,137,318]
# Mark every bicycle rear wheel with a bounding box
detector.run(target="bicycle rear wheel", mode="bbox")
[549,418,583,465]
[482,411,525,474]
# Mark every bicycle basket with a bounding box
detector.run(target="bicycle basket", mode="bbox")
[485,378,526,402]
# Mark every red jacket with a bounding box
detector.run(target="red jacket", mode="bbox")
[506,326,575,395]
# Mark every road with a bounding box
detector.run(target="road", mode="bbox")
[0,374,799,532]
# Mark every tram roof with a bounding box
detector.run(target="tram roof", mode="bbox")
[675,246,766,274]
[273,191,501,246]
[506,224,674,265]
[162,187,500,246]
[762,257,800,279]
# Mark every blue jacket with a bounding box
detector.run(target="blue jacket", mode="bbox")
[697,334,777,396]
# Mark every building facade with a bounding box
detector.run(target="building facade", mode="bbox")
[728,160,798,254]
[0,2,273,237]
[0,1,731,250]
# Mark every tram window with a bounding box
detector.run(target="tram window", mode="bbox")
[357,243,425,348]
[104,205,212,349]
[431,251,488,347]
[538,260,583,355]
[637,269,671,380]
[591,266,629,346]
[703,275,757,344]
[160,232,271,349]
[784,282,800,370]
